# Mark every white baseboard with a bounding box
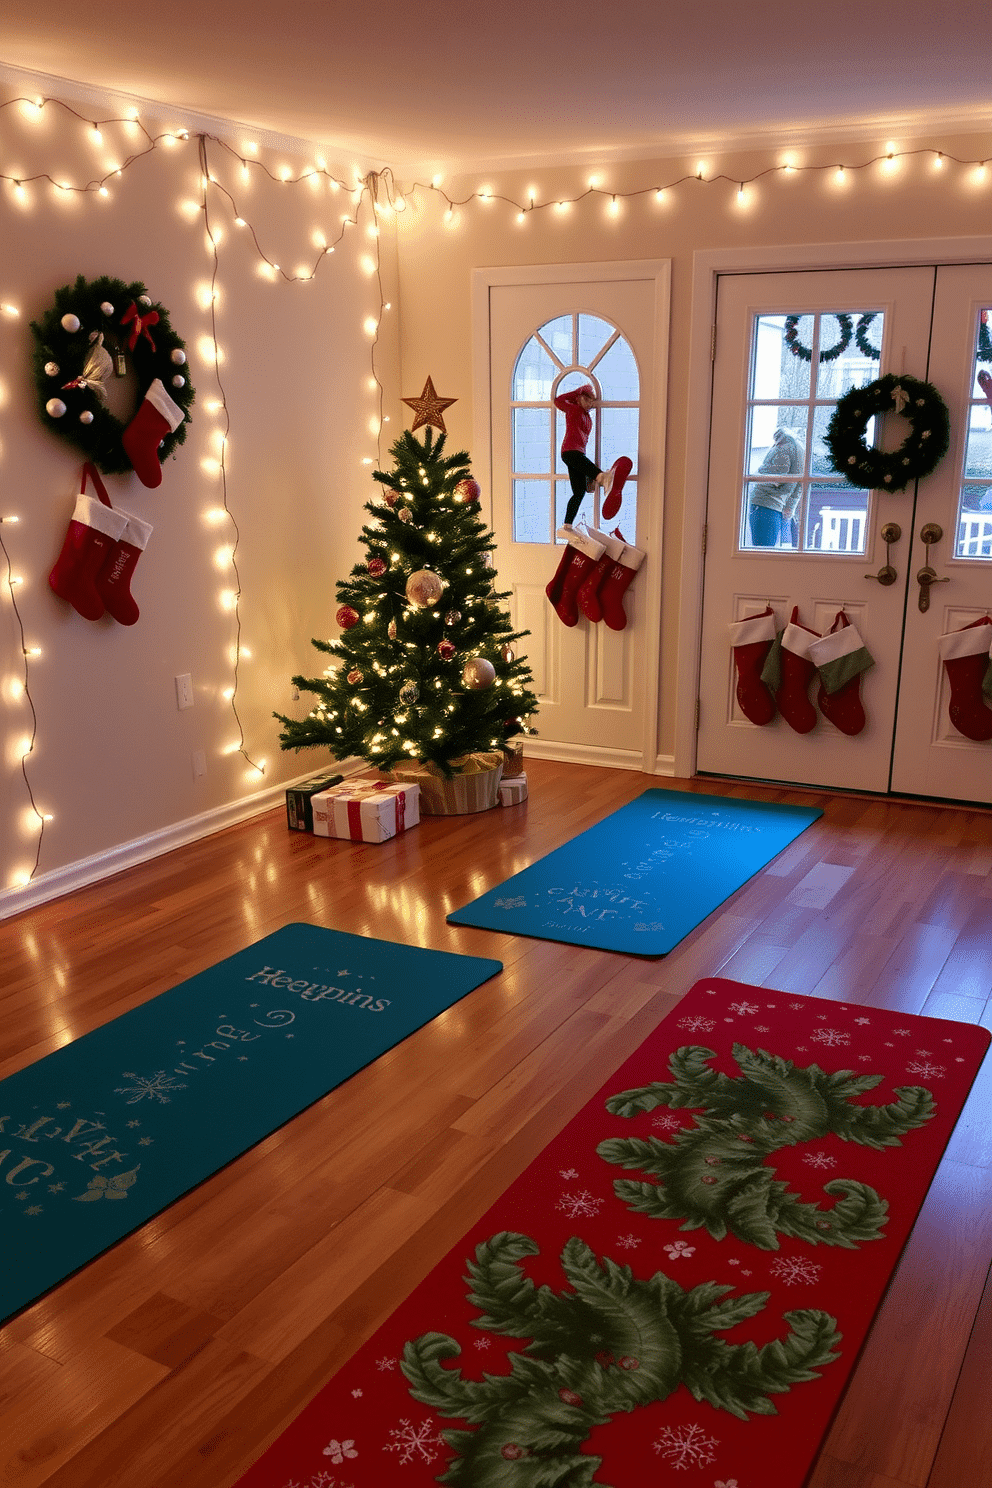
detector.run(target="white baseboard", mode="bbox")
[523,737,648,772]
[0,760,363,922]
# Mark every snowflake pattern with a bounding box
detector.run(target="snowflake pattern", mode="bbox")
[616,1233,642,1250]
[376,1356,397,1371]
[634,922,667,933]
[803,1151,837,1171]
[677,1016,717,1033]
[809,1029,850,1048]
[557,1189,604,1219]
[383,1418,446,1466]
[664,1240,696,1260]
[906,1058,946,1080]
[653,1421,720,1470]
[770,1255,823,1287]
[559,1167,579,1179]
[727,1001,760,1016]
[494,896,527,910]
[322,1439,358,1464]
[652,1113,685,1131]
[114,1070,187,1104]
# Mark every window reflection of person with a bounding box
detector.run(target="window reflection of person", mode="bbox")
[749,426,804,548]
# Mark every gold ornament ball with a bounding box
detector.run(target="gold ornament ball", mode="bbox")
[405,569,444,606]
[462,657,496,691]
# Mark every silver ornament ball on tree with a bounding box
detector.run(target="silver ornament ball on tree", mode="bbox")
[462,657,496,691]
[405,568,444,607]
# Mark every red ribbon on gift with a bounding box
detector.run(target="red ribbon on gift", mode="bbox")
[345,786,406,840]
[120,301,159,351]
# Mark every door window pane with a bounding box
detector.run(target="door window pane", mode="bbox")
[512,407,551,473]
[953,307,992,559]
[593,336,639,398]
[512,339,557,400]
[578,314,614,367]
[513,480,552,543]
[740,309,880,555]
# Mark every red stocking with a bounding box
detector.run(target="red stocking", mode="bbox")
[938,616,992,741]
[730,607,777,725]
[546,530,604,626]
[577,528,626,622]
[598,542,645,631]
[96,511,154,626]
[49,472,128,621]
[600,456,633,521]
[122,378,185,487]
[775,607,820,734]
[808,611,874,735]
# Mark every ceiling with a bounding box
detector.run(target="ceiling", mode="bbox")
[2,0,989,173]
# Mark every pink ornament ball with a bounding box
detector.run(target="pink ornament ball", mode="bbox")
[336,605,360,630]
[455,477,481,502]
[437,639,455,660]
[368,557,387,577]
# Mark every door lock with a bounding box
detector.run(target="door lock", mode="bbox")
[864,521,901,585]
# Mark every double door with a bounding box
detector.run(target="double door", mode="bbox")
[697,264,992,803]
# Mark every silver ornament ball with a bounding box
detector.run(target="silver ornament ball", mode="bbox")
[78,410,94,424]
[100,301,115,316]
[45,398,67,418]
[405,569,444,607]
[171,348,187,365]
[172,375,186,388]
[60,313,81,333]
[462,657,496,691]
[44,361,60,378]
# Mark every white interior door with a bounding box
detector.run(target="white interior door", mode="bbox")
[485,268,668,767]
[697,264,992,803]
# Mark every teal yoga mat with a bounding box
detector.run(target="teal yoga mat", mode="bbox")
[447,790,822,955]
[0,923,501,1326]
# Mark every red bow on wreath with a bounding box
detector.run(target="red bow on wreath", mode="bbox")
[120,301,159,351]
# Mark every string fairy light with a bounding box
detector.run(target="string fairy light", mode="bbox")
[0,513,48,882]
[1,88,991,886]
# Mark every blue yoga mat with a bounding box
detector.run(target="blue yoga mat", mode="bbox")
[447,790,822,955]
[0,923,501,1326]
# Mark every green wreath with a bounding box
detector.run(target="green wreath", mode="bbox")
[824,373,950,493]
[30,274,194,475]
[784,313,852,362]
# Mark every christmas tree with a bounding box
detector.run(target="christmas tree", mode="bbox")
[275,427,539,775]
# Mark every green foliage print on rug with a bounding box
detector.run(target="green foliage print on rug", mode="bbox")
[402,1231,840,1486]
[598,1043,936,1250]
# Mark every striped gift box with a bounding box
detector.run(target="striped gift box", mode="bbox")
[310,779,420,843]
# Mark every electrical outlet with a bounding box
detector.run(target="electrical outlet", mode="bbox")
[175,673,194,710]
[192,749,206,778]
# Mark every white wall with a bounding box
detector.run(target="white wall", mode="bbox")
[0,70,400,915]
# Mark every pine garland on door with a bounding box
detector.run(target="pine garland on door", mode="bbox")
[824,373,950,492]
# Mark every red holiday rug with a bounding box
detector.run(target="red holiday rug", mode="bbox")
[233,980,990,1488]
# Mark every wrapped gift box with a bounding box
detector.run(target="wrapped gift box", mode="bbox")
[286,771,344,831]
[501,741,525,778]
[499,773,528,805]
[311,779,419,843]
[390,752,503,815]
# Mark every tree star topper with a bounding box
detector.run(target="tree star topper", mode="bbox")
[402,375,457,433]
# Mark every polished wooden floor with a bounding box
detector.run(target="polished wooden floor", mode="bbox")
[2,759,992,1488]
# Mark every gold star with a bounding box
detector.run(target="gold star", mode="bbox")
[402,375,457,433]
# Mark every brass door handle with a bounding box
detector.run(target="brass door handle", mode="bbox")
[865,564,898,585]
[917,565,949,612]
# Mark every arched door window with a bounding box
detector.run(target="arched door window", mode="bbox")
[510,313,640,543]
